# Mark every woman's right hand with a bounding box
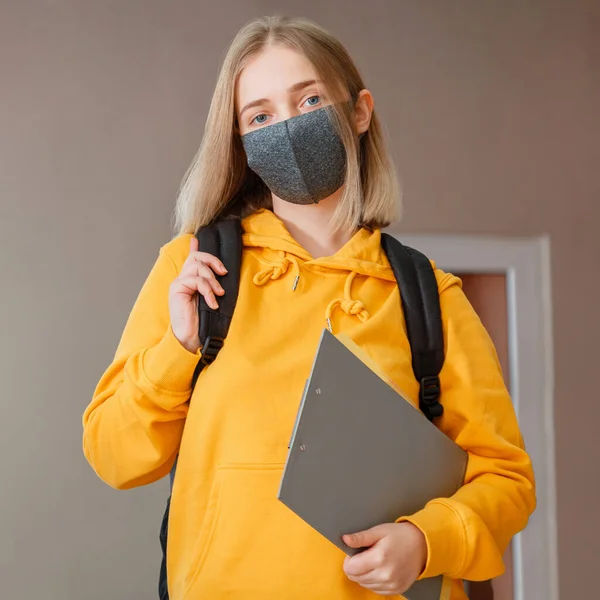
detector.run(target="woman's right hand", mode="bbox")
[169,237,227,354]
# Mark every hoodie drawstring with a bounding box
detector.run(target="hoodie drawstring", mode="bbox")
[325,271,369,333]
[253,257,370,332]
[253,254,301,291]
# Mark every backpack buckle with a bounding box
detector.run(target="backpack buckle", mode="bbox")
[200,336,224,366]
[419,375,443,420]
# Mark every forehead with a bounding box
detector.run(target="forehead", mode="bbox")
[236,45,320,108]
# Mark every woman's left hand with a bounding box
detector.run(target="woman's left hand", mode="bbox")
[342,522,427,596]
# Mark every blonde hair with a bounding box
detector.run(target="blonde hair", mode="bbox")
[175,15,401,235]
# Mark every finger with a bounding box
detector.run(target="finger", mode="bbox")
[348,567,410,596]
[176,276,219,309]
[194,278,219,309]
[343,524,390,549]
[189,236,199,254]
[181,247,207,270]
[345,568,378,584]
[343,549,381,577]
[190,251,227,275]
[346,568,398,594]
[180,263,225,296]
[198,289,219,310]
[355,582,396,595]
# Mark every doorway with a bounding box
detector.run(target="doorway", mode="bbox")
[458,273,513,600]
[393,232,557,600]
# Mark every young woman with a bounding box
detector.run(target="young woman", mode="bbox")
[83,16,535,600]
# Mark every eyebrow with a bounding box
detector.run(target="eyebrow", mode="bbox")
[238,79,322,117]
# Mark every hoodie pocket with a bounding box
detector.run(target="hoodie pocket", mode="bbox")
[183,462,345,599]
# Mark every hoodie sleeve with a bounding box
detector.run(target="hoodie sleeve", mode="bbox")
[397,273,536,582]
[83,241,200,490]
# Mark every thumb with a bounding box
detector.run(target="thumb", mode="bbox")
[343,524,389,549]
[189,236,199,253]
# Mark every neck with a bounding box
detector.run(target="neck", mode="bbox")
[272,189,352,259]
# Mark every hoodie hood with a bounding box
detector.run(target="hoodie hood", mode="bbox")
[242,209,397,281]
[241,209,397,332]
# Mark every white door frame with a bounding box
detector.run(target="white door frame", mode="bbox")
[392,233,558,600]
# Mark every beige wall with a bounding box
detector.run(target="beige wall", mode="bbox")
[1,1,598,598]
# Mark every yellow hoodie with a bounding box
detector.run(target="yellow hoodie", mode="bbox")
[83,209,535,600]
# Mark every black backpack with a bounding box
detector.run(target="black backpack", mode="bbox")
[158,218,444,600]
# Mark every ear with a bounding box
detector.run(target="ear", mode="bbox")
[354,89,374,135]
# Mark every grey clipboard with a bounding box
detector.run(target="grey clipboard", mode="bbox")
[278,330,467,600]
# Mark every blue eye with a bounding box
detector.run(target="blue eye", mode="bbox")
[252,114,268,125]
[305,96,320,107]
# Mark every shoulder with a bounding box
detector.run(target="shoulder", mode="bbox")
[159,233,195,274]
[432,266,463,295]
[432,267,478,325]
[427,263,472,319]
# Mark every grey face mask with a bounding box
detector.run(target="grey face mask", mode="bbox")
[241,107,347,205]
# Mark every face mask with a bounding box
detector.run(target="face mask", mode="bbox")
[241,107,347,205]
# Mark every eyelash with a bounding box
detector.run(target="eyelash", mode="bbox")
[251,114,269,126]
[303,95,321,107]
[249,95,323,126]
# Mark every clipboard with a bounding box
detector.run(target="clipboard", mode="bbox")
[278,330,467,600]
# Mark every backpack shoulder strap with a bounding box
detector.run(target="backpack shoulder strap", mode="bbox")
[162,220,243,598]
[168,219,242,485]
[380,233,445,421]
[191,218,243,386]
